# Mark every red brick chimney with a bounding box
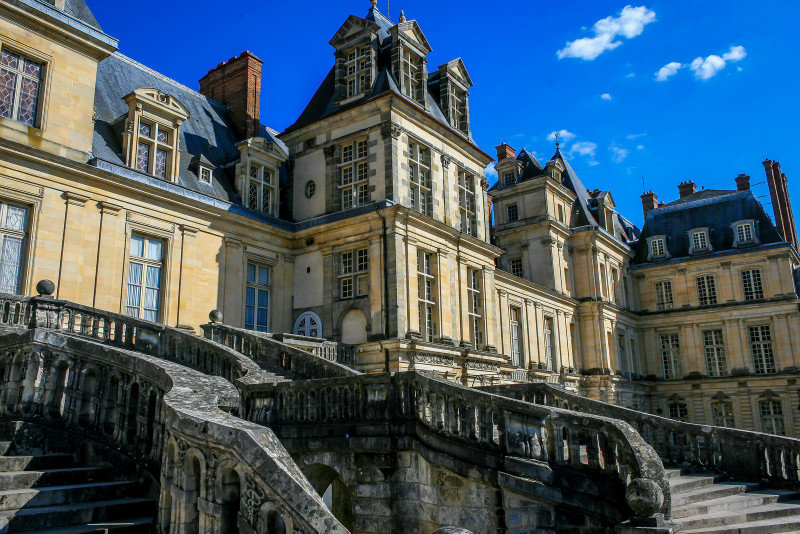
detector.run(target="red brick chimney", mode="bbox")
[641,191,658,219]
[199,51,263,140]
[764,159,798,251]
[678,180,697,198]
[495,143,515,162]
[587,188,602,198]
[735,173,750,191]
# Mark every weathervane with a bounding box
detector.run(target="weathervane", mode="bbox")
[554,131,560,150]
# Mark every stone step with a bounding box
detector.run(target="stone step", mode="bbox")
[669,474,724,493]
[664,468,683,479]
[677,501,800,530]
[0,455,73,472]
[680,514,800,533]
[0,444,11,457]
[18,517,154,534]
[671,481,759,507]
[0,497,155,532]
[0,480,136,511]
[0,466,110,491]
[673,492,783,519]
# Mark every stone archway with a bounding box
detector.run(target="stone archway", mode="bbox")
[340,308,367,345]
[301,464,354,531]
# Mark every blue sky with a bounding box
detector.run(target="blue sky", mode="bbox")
[87,0,800,227]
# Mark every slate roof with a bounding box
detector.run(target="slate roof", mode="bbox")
[632,190,784,264]
[63,0,101,30]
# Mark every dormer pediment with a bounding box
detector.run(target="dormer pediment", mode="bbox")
[123,88,189,122]
[439,58,473,88]
[329,15,379,49]
[391,20,432,55]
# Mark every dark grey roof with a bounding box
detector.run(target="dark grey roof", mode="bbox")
[633,190,783,264]
[64,0,101,30]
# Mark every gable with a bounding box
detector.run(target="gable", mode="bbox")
[394,20,432,54]
[329,15,379,48]
[439,58,473,88]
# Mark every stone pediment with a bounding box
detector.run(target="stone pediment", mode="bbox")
[123,88,190,122]
[329,15,379,48]
[392,20,432,55]
[439,58,473,88]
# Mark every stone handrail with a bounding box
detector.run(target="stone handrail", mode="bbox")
[480,382,800,489]
[0,326,349,533]
[242,371,674,527]
[200,320,361,380]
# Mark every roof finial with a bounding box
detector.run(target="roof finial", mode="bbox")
[371,0,377,7]
[399,9,406,22]
[554,131,560,150]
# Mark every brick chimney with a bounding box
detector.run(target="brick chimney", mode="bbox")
[587,188,602,198]
[199,51,263,140]
[495,143,515,162]
[764,159,798,251]
[678,180,697,198]
[641,191,658,219]
[735,173,750,191]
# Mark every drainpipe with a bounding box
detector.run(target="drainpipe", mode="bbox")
[380,213,391,373]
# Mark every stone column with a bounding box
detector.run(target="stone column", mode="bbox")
[55,192,90,301]
[92,201,123,311]
[497,290,508,357]
[176,225,198,328]
[221,238,243,327]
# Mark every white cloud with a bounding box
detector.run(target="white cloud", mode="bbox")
[484,164,498,181]
[610,145,629,162]
[627,132,647,140]
[569,141,598,159]
[690,45,746,80]
[557,5,656,61]
[600,93,612,100]
[547,129,576,142]
[625,72,636,78]
[655,61,682,81]
[636,144,645,150]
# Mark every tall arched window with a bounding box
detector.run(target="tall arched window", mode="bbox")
[294,312,322,338]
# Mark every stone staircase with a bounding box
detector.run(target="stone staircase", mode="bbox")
[0,423,154,533]
[668,467,800,533]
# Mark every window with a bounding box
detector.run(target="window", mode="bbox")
[509,258,523,278]
[503,172,514,187]
[510,307,522,367]
[340,248,368,299]
[660,333,681,379]
[649,237,666,258]
[507,203,518,222]
[618,333,628,374]
[126,235,163,322]
[409,141,432,216]
[457,170,477,236]
[0,49,43,127]
[610,267,619,303]
[401,48,420,100]
[247,163,275,215]
[696,275,717,306]
[557,204,564,223]
[340,139,369,210]
[750,325,775,374]
[467,268,483,347]
[198,166,212,184]
[136,121,174,179]
[654,280,673,311]
[711,401,735,428]
[0,200,28,294]
[294,311,321,338]
[448,84,467,132]
[690,229,709,252]
[305,181,316,198]
[760,400,785,435]
[742,269,763,300]
[344,46,371,98]
[733,221,756,246]
[703,330,727,377]
[245,263,270,332]
[668,402,688,421]
[599,264,608,299]
[417,250,437,342]
[564,267,571,292]
[544,317,555,371]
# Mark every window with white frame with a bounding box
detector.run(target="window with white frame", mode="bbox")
[457,169,477,236]
[696,275,717,306]
[760,400,785,435]
[711,400,735,428]
[136,120,174,179]
[689,228,710,253]
[742,269,764,300]
[654,280,673,311]
[509,258,523,278]
[733,220,756,246]
[408,140,432,216]
[467,268,483,347]
[0,200,28,294]
[339,248,368,299]
[199,166,212,184]
[750,325,775,374]
[544,317,555,371]
[703,329,727,377]
[507,203,518,223]
[340,139,369,210]
[247,163,275,215]
[401,48,420,100]
[649,237,666,258]
[660,333,681,379]
[244,262,270,332]
[126,234,163,322]
[417,250,437,342]
[510,306,522,367]
[448,84,467,133]
[0,49,43,127]
[344,46,371,98]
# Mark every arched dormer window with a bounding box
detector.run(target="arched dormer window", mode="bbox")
[121,88,189,182]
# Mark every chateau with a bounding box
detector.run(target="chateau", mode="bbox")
[1,1,800,532]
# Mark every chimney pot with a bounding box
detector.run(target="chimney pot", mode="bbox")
[735,173,750,191]
[641,190,659,219]
[678,180,697,198]
[495,143,515,162]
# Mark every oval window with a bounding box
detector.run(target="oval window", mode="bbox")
[305,181,316,198]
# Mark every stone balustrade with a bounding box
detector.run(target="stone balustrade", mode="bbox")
[270,333,358,369]
[242,371,674,528]
[481,382,800,490]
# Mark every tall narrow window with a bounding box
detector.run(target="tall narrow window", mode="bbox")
[711,401,735,428]
[417,250,437,342]
[750,325,775,374]
[339,248,368,299]
[247,163,275,215]
[0,49,43,127]
[544,317,555,371]
[599,264,608,299]
[509,258,523,278]
[245,263,270,332]
[467,269,483,347]
[760,400,785,435]
[654,280,673,311]
[703,329,727,377]
[564,267,571,292]
[401,49,420,100]
[136,121,174,179]
[660,333,681,379]
[503,172,514,187]
[126,235,163,322]
[340,139,368,210]
[610,267,619,303]
[457,170,477,236]
[618,333,628,374]
[409,141,432,216]
[344,46,371,98]
[448,84,467,132]
[0,200,28,294]
[742,269,763,300]
[510,307,522,367]
[696,275,717,306]
[506,203,518,222]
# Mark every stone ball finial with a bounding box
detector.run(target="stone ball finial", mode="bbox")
[370,0,377,7]
[36,279,55,297]
[432,528,473,534]
[399,9,406,22]
[625,477,664,517]
[209,309,223,323]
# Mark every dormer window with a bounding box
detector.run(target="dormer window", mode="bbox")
[448,84,467,132]
[503,172,515,187]
[401,49,421,101]
[688,228,711,254]
[647,235,668,260]
[135,121,173,178]
[247,163,275,215]
[199,166,212,184]
[732,220,758,247]
[345,46,371,98]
